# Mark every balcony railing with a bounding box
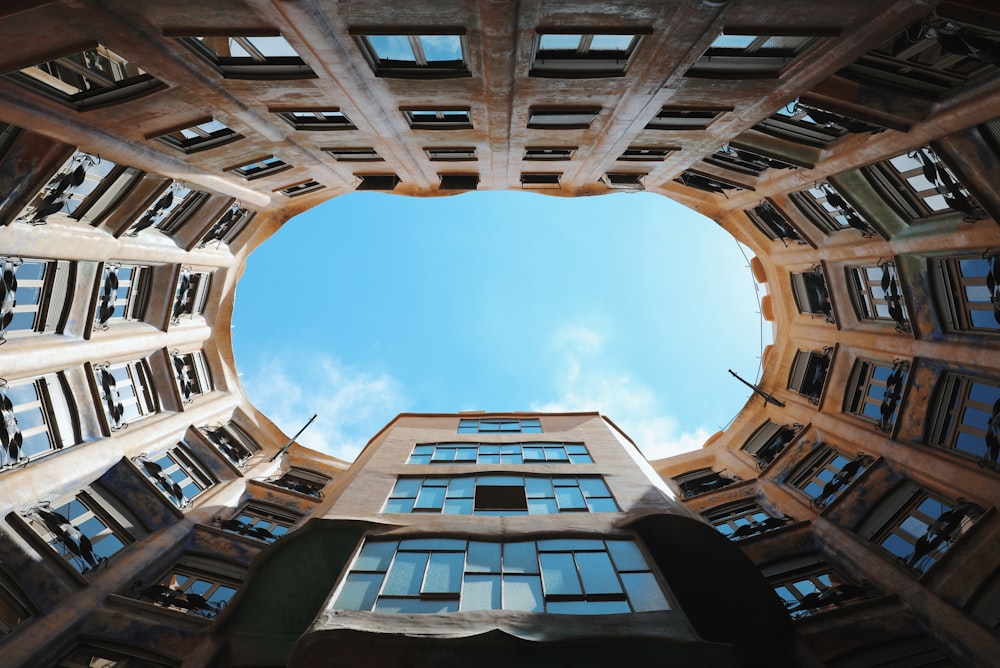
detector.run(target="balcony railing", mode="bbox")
[875,360,909,433]
[811,452,874,509]
[897,500,983,575]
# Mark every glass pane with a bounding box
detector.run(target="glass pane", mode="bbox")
[414,485,446,510]
[568,453,593,464]
[589,34,634,52]
[524,477,553,498]
[442,498,474,514]
[420,35,462,61]
[390,478,422,498]
[382,498,415,513]
[575,552,622,595]
[502,575,544,611]
[544,447,568,461]
[477,474,521,486]
[578,478,610,497]
[368,35,415,62]
[466,541,502,573]
[461,574,501,611]
[424,552,464,594]
[335,572,384,610]
[540,34,582,50]
[503,542,539,574]
[245,36,299,58]
[555,487,587,510]
[382,551,428,596]
[537,538,604,552]
[528,498,559,514]
[621,572,670,611]
[547,599,630,615]
[375,597,458,613]
[456,447,478,461]
[539,552,582,596]
[398,538,466,551]
[711,34,757,49]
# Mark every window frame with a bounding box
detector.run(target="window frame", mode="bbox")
[133,555,242,618]
[0,256,73,341]
[845,358,910,433]
[172,268,211,323]
[618,147,674,161]
[277,180,325,197]
[407,441,592,465]
[740,420,801,469]
[403,109,473,130]
[425,147,477,161]
[847,262,910,331]
[92,359,158,431]
[353,31,470,79]
[220,503,297,543]
[704,500,787,540]
[527,108,600,130]
[745,200,805,244]
[523,147,576,161]
[198,203,254,248]
[790,445,873,509]
[124,182,208,237]
[178,34,315,79]
[673,468,739,498]
[172,350,212,403]
[273,109,355,130]
[153,118,242,154]
[686,30,830,79]
[789,182,877,237]
[134,444,215,509]
[790,267,835,323]
[457,418,542,434]
[267,468,329,498]
[646,107,729,130]
[201,422,259,469]
[93,262,152,329]
[931,252,1000,335]
[925,372,1000,469]
[0,373,78,467]
[530,30,647,77]
[787,348,833,404]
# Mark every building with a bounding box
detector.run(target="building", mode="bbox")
[0,0,999,666]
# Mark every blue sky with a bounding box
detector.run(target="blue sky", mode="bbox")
[232,190,770,462]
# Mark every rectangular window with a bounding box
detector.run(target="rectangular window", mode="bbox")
[0,257,72,341]
[383,475,617,514]
[134,556,241,618]
[792,446,873,509]
[646,107,728,130]
[842,16,1000,97]
[524,147,575,161]
[845,359,910,432]
[425,147,477,161]
[355,33,468,78]
[230,155,289,180]
[530,31,644,77]
[94,263,151,328]
[704,501,787,540]
[333,537,670,614]
[862,147,986,223]
[932,252,1000,334]
[172,350,212,403]
[93,359,157,431]
[768,561,873,619]
[220,504,296,543]
[278,180,325,197]
[404,109,472,130]
[527,108,599,129]
[172,268,211,323]
[458,418,542,433]
[848,262,910,331]
[674,170,745,195]
[326,148,382,162]
[741,421,800,469]
[135,445,214,509]
[201,422,258,468]
[408,442,592,465]
[268,468,329,498]
[754,99,881,147]
[673,468,739,498]
[0,374,77,467]
[356,174,401,191]
[199,204,254,248]
[8,44,163,109]
[0,571,31,636]
[745,201,803,244]
[790,268,835,323]
[23,493,133,573]
[439,174,479,191]
[789,182,876,236]
[275,109,354,130]
[154,118,241,154]
[125,182,207,237]
[788,348,832,404]
[686,32,823,78]
[604,173,644,191]
[926,373,1000,469]
[703,145,797,176]
[618,147,673,161]
[179,35,313,78]
[520,173,561,189]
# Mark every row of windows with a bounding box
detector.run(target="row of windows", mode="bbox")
[408,442,591,464]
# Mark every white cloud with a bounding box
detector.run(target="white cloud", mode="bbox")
[240,353,404,462]
[532,323,709,459]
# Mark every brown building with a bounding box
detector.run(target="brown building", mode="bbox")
[0,0,999,666]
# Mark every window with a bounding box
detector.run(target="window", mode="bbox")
[172,268,211,323]
[926,372,1000,469]
[355,33,468,78]
[646,107,728,130]
[93,263,151,328]
[790,267,835,323]
[745,201,804,244]
[932,252,1000,334]
[8,44,163,109]
[520,173,561,189]
[15,151,141,226]
[404,109,472,130]
[218,504,296,543]
[325,148,382,162]
[22,491,134,573]
[687,31,823,78]
[0,570,31,636]
[788,348,833,404]
[768,560,874,619]
[527,108,599,129]
[0,257,72,342]
[703,145,797,176]
[524,147,575,161]
[849,262,909,331]
[603,173,644,191]
[278,180,324,197]
[862,147,986,223]
[133,556,241,618]
[267,468,329,498]
[172,350,212,403]
[275,109,354,130]
[55,643,177,668]
[93,359,157,431]
[154,118,241,154]
[618,147,673,161]
[125,182,208,236]
[0,374,77,467]
[356,174,401,191]
[458,417,542,433]
[333,537,670,614]
[383,475,617,515]
[789,182,876,236]
[229,155,290,180]
[408,442,592,464]
[867,487,983,575]
[434,173,476,190]
[754,99,882,147]
[674,170,745,195]
[792,446,873,509]
[199,203,254,248]
[530,31,644,77]
[704,501,789,540]
[425,147,477,161]
[134,445,214,509]
[673,468,739,498]
[741,421,801,469]
[201,422,258,468]
[846,359,910,432]
[842,16,1000,97]
[179,35,313,79]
